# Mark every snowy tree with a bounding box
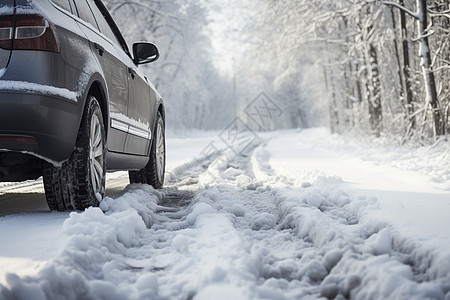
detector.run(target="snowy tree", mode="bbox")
[104,0,237,131]
[102,0,450,142]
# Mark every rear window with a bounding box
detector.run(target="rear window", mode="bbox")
[73,0,98,30]
[15,0,30,6]
[87,0,118,44]
[0,0,12,6]
[50,0,72,12]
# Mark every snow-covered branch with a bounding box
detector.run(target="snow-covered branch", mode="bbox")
[411,30,435,42]
[381,1,419,19]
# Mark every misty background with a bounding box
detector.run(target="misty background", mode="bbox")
[105,0,450,145]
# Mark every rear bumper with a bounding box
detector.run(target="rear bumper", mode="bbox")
[0,90,82,163]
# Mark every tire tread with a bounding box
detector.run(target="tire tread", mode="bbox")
[43,96,105,211]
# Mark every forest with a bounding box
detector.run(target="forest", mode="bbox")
[105,0,450,145]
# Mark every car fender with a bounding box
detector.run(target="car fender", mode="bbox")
[76,71,110,136]
[147,97,165,156]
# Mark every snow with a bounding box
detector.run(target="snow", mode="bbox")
[0,212,68,283]
[110,112,150,132]
[263,129,450,253]
[0,5,41,17]
[0,7,14,15]
[0,81,77,102]
[10,6,40,15]
[1,128,450,299]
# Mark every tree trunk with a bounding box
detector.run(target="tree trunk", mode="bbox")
[417,0,443,137]
[390,6,404,100]
[324,65,339,134]
[341,17,353,129]
[399,0,414,128]
[363,5,382,137]
[367,43,382,137]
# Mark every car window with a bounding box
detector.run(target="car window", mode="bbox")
[14,0,29,5]
[50,0,72,12]
[0,0,12,6]
[87,0,119,45]
[73,0,99,30]
[91,0,131,57]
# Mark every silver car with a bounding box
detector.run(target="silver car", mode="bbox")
[0,0,166,210]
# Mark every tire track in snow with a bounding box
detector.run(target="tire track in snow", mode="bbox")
[246,146,449,299]
[156,142,449,299]
[1,141,449,299]
[0,179,44,194]
[0,146,228,299]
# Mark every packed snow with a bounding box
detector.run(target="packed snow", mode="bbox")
[0,128,449,299]
[0,81,77,102]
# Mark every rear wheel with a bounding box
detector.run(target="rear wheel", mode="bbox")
[43,96,106,211]
[129,111,165,188]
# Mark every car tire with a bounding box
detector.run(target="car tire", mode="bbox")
[43,95,106,211]
[129,111,165,188]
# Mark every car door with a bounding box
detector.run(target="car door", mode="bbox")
[73,0,129,153]
[90,0,153,156]
[124,66,154,156]
[90,0,152,156]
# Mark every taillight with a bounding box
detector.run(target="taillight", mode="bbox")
[0,14,60,52]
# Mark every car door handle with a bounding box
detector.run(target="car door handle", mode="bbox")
[94,43,104,56]
[128,67,136,79]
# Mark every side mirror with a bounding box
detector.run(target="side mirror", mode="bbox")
[133,42,159,65]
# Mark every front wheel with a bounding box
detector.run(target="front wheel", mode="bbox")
[43,95,106,211]
[129,111,165,188]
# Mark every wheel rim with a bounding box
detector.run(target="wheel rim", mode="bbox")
[89,113,104,195]
[156,119,165,183]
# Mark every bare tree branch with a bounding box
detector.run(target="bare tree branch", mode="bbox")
[381,1,419,19]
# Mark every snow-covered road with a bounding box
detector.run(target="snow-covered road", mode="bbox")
[0,128,449,299]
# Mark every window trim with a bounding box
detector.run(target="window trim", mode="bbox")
[85,0,119,46]
[91,0,131,58]
[49,0,73,14]
[72,0,100,31]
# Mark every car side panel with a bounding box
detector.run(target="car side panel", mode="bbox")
[124,69,154,156]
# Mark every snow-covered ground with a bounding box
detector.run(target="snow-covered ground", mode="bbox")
[0,128,449,299]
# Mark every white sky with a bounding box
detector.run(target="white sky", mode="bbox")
[205,0,258,77]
